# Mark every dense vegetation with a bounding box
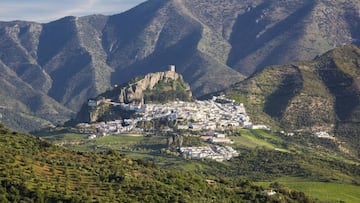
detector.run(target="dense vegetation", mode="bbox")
[0,124,317,202]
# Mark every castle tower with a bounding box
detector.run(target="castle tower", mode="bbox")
[169,65,176,72]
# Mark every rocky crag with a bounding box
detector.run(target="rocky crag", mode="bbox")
[73,68,192,123]
[115,68,192,104]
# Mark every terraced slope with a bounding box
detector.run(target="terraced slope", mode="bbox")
[0,124,314,202]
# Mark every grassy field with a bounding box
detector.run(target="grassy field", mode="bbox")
[229,129,289,152]
[232,134,274,148]
[258,177,360,203]
[42,133,88,142]
[251,129,283,143]
[43,129,289,152]
[43,133,173,160]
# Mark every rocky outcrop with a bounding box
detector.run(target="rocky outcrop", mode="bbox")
[72,70,193,123]
[114,70,192,104]
[167,134,184,149]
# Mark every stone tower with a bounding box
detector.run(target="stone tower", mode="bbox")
[169,65,176,72]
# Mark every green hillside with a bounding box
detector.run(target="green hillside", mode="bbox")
[0,124,318,202]
[37,127,360,202]
[223,45,360,158]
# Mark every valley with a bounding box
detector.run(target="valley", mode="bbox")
[1,0,360,201]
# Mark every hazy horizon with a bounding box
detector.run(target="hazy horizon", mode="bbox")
[0,0,146,23]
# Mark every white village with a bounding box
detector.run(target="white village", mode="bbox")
[76,94,271,162]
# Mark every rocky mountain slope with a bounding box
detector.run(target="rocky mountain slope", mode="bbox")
[223,45,360,157]
[73,69,192,123]
[0,57,72,131]
[0,0,359,131]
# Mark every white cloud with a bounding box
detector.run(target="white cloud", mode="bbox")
[0,0,146,23]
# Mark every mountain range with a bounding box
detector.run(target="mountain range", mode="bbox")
[0,0,360,131]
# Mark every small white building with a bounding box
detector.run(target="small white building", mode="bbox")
[263,190,277,196]
[210,137,234,144]
[88,99,97,107]
[248,124,270,131]
[313,131,333,139]
[87,134,97,140]
[215,133,226,138]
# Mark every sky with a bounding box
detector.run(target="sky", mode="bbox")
[0,0,146,23]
